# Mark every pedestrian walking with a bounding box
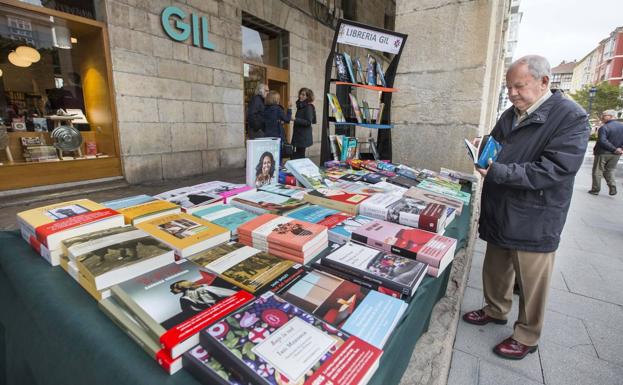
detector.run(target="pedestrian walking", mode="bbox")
[588,109,623,196]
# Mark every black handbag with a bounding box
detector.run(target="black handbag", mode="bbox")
[281,142,294,157]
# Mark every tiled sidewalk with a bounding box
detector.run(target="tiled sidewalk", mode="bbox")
[448,149,623,385]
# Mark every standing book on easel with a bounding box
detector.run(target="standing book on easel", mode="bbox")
[246,138,281,188]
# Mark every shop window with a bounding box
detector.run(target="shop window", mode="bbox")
[0,3,117,165]
[19,0,98,20]
[242,14,289,69]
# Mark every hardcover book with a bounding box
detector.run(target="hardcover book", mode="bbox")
[16,199,125,265]
[351,220,456,274]
[62,226,175,290]
[187,242,295,294]
[303,188,370,215]
[284,158,325,189]
[201,291,382,385]
[282,269,407,348]
[136,213,230,258]
[247,138,281,188]
[192,203,257,235]
[111,259,254,358]
[99,297,183,375]
[335,53,350,82]
[102,196,181,225]
[320,242,428,297]
[230,189,306,215]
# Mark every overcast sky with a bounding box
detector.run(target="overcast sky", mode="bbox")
[514,0,622,66]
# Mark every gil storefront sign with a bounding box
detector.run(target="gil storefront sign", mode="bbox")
[161,6,215,50]
[337,23,403,55]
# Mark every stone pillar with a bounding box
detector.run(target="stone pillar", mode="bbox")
[392,0,510,172]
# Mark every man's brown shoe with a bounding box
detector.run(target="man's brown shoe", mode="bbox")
[609,186,617,196]
[588,189,599,195]
[493,337,537,360]
[462,309,507,326]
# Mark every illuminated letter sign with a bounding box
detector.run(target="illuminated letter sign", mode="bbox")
[161,6,215,50]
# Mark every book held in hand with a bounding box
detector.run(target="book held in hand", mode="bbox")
[200,291,382,385]
[464,134,501,169]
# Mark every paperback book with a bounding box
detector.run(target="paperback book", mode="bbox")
[335,53,350,82]
[464,135,501,169]
[303,188,370,215]
[320,242,428,297]
[111,259,254,358]
[102,196,181,225]
[155,181,252,207]
[404,186,464,215]
[342,52,357,84]
[284,158,325,189]
[286,204,351,229]
[229,189,306,215]
[327,93,346,122]
[62,225,175,290]
[16,199,125,265]
[247,138,281,188]
[282,269,407,348]
[257,183,309,200]
[355,57,366,84]
[191,203,257,235]
[349,93,363,123]
[187,241,296,294]
[327,214,375,244]
[183,345,246,385]
[136,212,230,258]
[200,291,382,385]
[415,180,471,206]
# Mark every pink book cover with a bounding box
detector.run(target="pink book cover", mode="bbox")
[352,219,454,264]
[219,185,252,203]
[238,234,327,263]
[238,214,326,251]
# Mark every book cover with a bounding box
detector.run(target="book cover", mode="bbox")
[201,291,382,385]
[335,53,350,82]
[282,269,406,348]
[230,189,306,215]
[376,103,385,124]
[102,195,156,210]
[387,175,419,188]
[246,138,281,188]
[477,135,502,168]
[355,57,366,84]
[375,60,387,87]
[404,187,464,215]
[304,188,370,216]
[415,180,471,205]
[136,213,230,258]
[285,158,326,189]
[366,54,377,86]
[112,259,254,358]
[155,181,251,205]
[321,242,428,296]
[352,220,457,266]
[359,193,402,220]
[192,204,257,234]
[187,242,295,294]
[238,214,327,253]
[340,137,358,161]
[285,204,340,224]
[349,93,363,123]
[342,52,357,84]
[183,345,246,385]
[107,199,181,225]
[258,183,309,200]
[16,199,125,258]
[63,226,175,290]
[328,215,375,244]
[327,93,346,122]
[32,117,48,132]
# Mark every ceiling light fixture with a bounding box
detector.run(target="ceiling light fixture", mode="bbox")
[16,46,41,63]
[8,51,31,67]
[70,37,78,44]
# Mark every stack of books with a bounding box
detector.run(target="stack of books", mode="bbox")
[351,219,457,277]
[61,226,175,300]
[303,188,370,215]
[237,214,328,264]
[16,199,125,265]
[190,203,257,236]
[200,292,382,385]
[286,204,352,229]
[102,195,181,225]
[136,213,230,258]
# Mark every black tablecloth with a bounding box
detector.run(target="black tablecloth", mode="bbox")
[0,199,471,385]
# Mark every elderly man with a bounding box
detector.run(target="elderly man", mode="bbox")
[588,109,623,196]
[247,83,268,139]
[463,55,589,360]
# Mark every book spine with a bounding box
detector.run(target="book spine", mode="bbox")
[314,261,409,299]
[389,244,419,261]
[200,331,267,385]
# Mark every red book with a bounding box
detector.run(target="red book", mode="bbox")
[303,189,370,215]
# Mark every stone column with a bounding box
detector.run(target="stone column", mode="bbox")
[392,0,510,172]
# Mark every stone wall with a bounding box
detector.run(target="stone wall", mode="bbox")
[392,0,510,173]
[104,0,349,183]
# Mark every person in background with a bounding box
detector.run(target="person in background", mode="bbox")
[290,88,316,159]
[588,109,623,196]
[247,83,268,139]
[262,90,292,145]
[463,55,589,360]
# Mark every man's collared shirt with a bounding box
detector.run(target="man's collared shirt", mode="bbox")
[513,89,553,126]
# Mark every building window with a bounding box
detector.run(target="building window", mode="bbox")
[242,14,289,69]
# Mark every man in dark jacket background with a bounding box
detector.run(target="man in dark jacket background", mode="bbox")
[588,109,623,196]
[462,55,589,360]
[247,83,267,139]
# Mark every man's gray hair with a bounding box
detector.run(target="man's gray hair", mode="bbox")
[255,83,267,96]
[510,55,551,83]
[602,109,618,117]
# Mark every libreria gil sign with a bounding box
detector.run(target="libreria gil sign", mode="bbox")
[161,6,215,50]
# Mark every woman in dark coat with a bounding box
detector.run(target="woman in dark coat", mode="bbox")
[262,90,292,144]
[290,88,316,159]
[247,83,267,139]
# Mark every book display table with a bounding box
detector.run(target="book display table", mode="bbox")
[0,200,471,385]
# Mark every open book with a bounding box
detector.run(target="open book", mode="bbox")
[464,135,501,169]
